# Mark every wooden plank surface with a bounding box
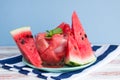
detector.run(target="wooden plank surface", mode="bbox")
[0,46,120,80]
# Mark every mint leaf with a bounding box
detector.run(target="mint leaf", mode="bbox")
[46,27,63,38]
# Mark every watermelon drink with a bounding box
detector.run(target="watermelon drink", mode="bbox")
[35,23,70,67]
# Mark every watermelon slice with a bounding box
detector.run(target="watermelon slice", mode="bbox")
[65,35,83,66]
[69,11,96,65]
[10,27,42,67]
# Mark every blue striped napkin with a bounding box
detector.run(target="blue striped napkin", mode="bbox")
[0,44,120,80]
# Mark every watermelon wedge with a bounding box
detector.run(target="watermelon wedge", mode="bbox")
[69,11,96,65]
[65,35,83,66]
[10,27,42,67]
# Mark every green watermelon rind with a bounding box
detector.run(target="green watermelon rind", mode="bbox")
[10,27,31,35]
[65,54,96,66]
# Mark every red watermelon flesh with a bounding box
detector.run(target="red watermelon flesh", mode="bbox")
[65,35,83,66]
[58,22,71,35]
[35,33,49,54]
[50,34,67,62]
[35,33,67,67]
[41,46,65,68]
[10,27,42,67]
[72,11,96,64]
[40,46,60,64]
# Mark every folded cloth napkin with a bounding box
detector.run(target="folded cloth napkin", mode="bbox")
[0,44,120,80]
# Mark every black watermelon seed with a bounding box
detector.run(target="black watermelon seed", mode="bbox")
[26,35,33,38]
[81,37,84,40]
[74,46,77,50]
[26,35,29,38]
[80,33,82,35]
[20,39,25,44]
[30,35,33,38]
[84,34,87,38]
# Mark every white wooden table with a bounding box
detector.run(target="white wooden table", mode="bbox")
[0,46,120,80]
